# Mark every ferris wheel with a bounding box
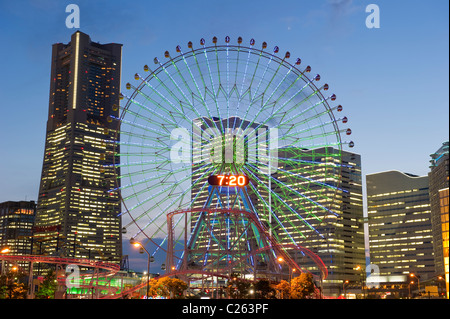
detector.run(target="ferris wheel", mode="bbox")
[109,36,352,277]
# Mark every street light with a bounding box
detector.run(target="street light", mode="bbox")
[410,273,420,296]
[131,240,154,299]
[343,280,349,299]
[355,265,366,299]
[276,256,295,282]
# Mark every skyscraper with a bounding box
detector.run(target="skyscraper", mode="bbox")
[428,141,449,277]
[35,31,122,263]
[438,187,449,298]
[367,171,435,279]
[276,147,365,296]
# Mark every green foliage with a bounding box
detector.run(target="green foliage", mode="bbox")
[0,268,28,299]
[35,269,58,299]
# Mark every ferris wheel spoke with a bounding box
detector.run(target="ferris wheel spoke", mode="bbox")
[122,89,180,128]
[246,153,341,196]
[167,51,223,135]
[130,75,188,126]
[245,162,332,226]
[116,37,350,278]
[243,169,303,244]
[131,164,216,238]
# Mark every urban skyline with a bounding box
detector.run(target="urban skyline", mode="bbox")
[0,1,448,302]
[0,0,448,206]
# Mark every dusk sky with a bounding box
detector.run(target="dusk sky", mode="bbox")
[0,0,448,271]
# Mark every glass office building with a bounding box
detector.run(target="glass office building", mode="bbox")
[367,171,435,279]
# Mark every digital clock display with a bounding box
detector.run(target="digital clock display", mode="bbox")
[208,174,249,187]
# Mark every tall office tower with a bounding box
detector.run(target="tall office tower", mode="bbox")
[0,201,36,271]
[367,171,435,279]
[438,188,449,298]
[35,31,122,263]
[429,141,449,277]
[275,147,365,296]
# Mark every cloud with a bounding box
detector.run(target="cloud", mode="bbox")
[328,0,354,17]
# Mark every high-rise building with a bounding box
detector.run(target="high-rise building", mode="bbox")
[34,31,122,263]
[438,187,449,298]
[275,147,365,296]
[0,201,36,271]
[428,141,449,277]
[367,171,435,279]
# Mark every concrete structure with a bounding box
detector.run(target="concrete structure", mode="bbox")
[35,31,123,263]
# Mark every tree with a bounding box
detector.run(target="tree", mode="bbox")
[147,278,168,298]
[10,282,27,299]
[274,280,290,299]
[254,279,275,299]
[227,274,252,299]
[147,277,188,299]
[0,268,28,299]
[35,269,58,299]
[164,277,188,299]
[290,273,316,299]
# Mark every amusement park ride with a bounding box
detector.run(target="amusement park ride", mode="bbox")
[1,36,352,299]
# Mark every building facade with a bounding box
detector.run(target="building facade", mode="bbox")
[35,31,122,263]
[0,201,36,271]
[276,147,365,296]
[367,171,435,280]
[438,188,449,298]
[428,141,449,277]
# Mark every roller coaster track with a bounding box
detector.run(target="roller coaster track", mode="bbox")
[0,255,120,273]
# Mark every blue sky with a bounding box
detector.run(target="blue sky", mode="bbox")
[0,0,448,271]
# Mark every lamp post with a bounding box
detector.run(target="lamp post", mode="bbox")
[343,280,349,299]
[437,276,444,298]
[277,256,295,283]
[131,239,154,299]
[410,273,420,297]
[355,265,366,299]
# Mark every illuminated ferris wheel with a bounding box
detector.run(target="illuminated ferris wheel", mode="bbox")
[108,36,353,278]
